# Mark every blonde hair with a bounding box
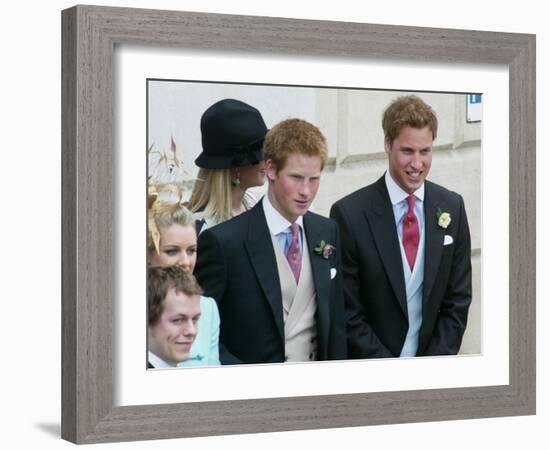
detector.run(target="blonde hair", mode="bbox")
[147,185,195,253]
[187,168,233,226]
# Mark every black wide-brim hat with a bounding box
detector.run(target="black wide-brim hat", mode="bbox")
[195,99,268,169]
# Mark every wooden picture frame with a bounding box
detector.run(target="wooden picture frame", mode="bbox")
[61,5,535,444]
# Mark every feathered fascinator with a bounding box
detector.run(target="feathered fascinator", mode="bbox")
[148,137,190,184]
[147,183,186,255]
[147,135,195,254]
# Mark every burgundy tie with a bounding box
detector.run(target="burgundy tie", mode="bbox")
[286,223,302,283]
[402,195,420,270]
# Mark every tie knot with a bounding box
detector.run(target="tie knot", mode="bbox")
[407,195,416,211]
[290,222,299,237]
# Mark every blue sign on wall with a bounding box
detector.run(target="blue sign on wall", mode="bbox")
[468,94,482,104]
[467,94,482,122]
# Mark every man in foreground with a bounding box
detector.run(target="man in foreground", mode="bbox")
[147,265,202,368]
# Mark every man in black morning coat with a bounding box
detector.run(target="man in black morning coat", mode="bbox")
[195,118,347,364]
[330,95,472,359]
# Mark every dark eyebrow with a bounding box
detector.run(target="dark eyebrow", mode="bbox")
[171,312,201,319]
[399,146,431,152]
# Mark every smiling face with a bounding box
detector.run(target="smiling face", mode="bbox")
[385,125,433,194]
[148,224,197,272]
[266,153,321,223]
[148,288,201,365]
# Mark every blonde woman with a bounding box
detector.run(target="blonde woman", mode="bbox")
[188,99,268,232]
[148,184,220,367]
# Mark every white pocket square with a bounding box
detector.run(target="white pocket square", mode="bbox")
[330,268,337,279]
[444,235,454,246]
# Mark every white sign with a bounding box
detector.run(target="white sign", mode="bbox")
[467,94,482,122]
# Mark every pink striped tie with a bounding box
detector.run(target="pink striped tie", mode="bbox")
[286,223,302,283]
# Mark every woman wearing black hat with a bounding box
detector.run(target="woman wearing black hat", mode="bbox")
[188,99,269,232]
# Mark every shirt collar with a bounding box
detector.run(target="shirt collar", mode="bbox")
[262,195,304,236]
[148,351,177,369]
[384,170,425,206]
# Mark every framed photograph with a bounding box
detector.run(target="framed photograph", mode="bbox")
[62,5,535,444]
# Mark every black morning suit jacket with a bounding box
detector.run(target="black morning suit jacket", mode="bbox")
[194,200,347,364]
[330,175,472,358]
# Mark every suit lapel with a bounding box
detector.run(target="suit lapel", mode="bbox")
[303,213,330,357]
[244,203,285,343]
[422,182,446,306]
[364,177,408,318]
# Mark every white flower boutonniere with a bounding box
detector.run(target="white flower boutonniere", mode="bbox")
[436,208,451,229]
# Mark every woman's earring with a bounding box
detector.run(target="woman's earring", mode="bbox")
[232,170,240,187]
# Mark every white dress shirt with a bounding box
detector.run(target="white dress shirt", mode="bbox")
[384,171,425,238]
[148,351,177,369]
[262,196,304,256]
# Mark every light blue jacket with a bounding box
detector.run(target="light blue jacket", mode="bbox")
[178,296,221,367]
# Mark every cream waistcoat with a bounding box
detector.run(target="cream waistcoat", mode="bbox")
[270,231,318,362]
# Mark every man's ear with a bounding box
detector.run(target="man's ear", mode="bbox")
[265,159,277,181]
[384,136,392,153]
